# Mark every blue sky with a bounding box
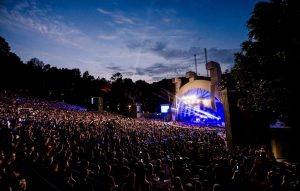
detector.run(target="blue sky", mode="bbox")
[0,0,261,82]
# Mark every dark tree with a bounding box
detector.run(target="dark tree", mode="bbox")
[0,36,24,90]
[0,36,10,56]
[232,0,299,128]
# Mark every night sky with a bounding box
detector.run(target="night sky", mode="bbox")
[0,0,262,82]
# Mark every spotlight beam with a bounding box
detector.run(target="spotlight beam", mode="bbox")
[182,104,220,120]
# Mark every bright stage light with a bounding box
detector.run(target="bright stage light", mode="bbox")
[181,95,199,105]
[202,99,211,107]
[177,88,225,127]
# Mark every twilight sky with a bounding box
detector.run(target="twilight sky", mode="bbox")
[0,0,261,82]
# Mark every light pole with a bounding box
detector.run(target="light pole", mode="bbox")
[194,54,197,76]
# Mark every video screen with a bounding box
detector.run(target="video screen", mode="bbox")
[161,105,170,113]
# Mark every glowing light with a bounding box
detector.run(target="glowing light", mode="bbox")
[182,95,197,100]
[181,95,199,105]
[202,99,211,107]
[177,88,225,127]
[161,105,170,113]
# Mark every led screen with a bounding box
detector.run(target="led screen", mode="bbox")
[161,105,170,113]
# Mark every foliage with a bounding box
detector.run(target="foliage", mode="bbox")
[231,0,299,127]
[0,36,174,114]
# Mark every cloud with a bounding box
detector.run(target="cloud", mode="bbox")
[127,39,238,64]
[134,62,188,77]
[106,66,125,71]
[158,47,238,64]
[135,63,170,75]
[206,48,238,63]
[97,8,135,25]
[97,8,111,15]
[0,1,88,48]
[97,35,117,40]
[1,1,240,83]
[163,18,171,23]
[125,39,238,81]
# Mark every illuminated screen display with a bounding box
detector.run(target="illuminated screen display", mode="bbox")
[161,105,170,113]
[177,88,225,127]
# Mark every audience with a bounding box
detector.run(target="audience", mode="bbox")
[0,92,299,191]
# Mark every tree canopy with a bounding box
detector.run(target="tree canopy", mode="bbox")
[231,0,299,127]
[0,36,174,114]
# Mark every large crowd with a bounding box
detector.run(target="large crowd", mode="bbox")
[0,92,299,191]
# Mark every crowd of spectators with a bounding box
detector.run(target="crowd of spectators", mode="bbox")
[0,92,299,191]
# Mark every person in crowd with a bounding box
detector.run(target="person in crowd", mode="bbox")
[0,92,299,191]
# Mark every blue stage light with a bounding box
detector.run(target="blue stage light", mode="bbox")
[177,88,225,127]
